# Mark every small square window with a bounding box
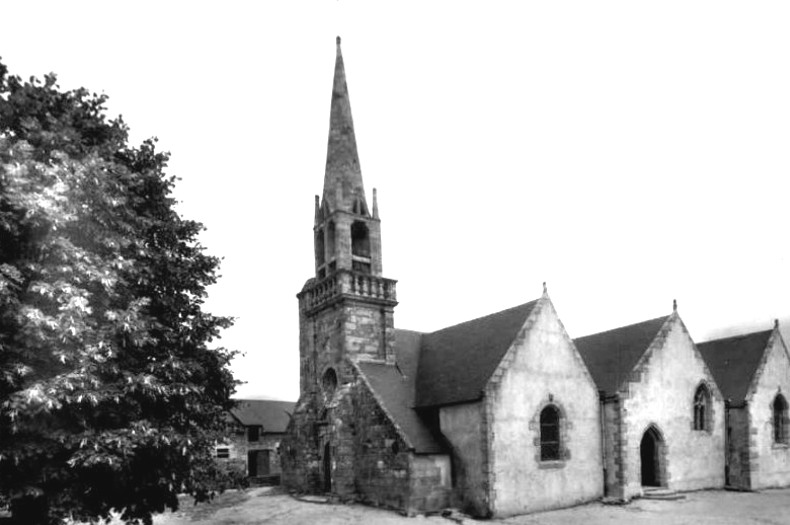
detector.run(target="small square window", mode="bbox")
[248,426,260,443]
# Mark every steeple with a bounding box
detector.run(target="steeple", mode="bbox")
[322,36,367,214]
[312,37,383,280]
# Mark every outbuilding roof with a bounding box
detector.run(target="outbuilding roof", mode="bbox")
[697,329,773,405]
[229,399,295,433]
[575,315,671,396]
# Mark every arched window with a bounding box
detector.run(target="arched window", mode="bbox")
[322,368,338,398]
[351,221,371,273]
[351,221,370,258]
[693,384,711,431]
[773,394,788,444]
[540,405,561,461]
[315,228,325,266]
[327,221,336,259]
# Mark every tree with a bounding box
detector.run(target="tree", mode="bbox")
[0,61,239,524]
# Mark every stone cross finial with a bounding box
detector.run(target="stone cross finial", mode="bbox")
[337,36,341,45]
[543,282,547,294]
[775,319,780,329]
[673,299,677,312]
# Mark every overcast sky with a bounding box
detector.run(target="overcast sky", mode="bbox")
[2,1,789,401]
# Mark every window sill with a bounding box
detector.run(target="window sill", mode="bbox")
[771,442,789,450]
[538,460,566,470]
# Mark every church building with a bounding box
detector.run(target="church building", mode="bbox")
[698,323,790,490]
[574,307,725,500]
[280,38,790,518]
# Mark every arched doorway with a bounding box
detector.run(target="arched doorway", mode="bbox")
[323,442,332,492]
[640,426,664,487]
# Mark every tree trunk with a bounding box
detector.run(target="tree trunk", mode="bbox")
[10,495,50,525]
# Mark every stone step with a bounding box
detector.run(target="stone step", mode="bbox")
[641,487,686,501]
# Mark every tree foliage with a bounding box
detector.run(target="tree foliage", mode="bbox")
[0,60,239,524]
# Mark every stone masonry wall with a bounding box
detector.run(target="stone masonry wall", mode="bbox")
[298,298,395,400]
[281,396,323,493]
[298,302,346,396]
[408,455,452,514]
[343,302,395,363]
[282,367,421,512]
[602,398,625,499]
[350,377,412,509]
[726,406,751,489]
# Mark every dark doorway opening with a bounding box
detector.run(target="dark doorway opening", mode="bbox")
[323,442,332,492]
[640,426,663,487]
[247,450,270,477]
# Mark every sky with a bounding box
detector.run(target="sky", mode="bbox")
[1,1,789,402]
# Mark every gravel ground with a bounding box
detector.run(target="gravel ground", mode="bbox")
[98,487,790,525]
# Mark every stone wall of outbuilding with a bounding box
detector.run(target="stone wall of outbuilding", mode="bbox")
[218,429,284,478]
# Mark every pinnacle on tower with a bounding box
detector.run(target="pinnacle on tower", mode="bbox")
[322,36,367,214]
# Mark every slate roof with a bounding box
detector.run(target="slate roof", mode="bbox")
[574,315,670,396]
[415,301,539,408]
[357,356,444,454]
[230,399,295,433]
[697,330,773,405]
[356,302,541,452]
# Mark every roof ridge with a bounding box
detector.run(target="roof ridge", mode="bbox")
[416,299,540,407]
[575,314,671,341]
[427,300,539,337]
[697,328,773,346]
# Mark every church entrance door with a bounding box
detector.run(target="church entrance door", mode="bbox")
[323,442,332,492]
[640,426,663,487]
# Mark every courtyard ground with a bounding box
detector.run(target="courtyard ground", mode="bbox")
[129,487,790,525]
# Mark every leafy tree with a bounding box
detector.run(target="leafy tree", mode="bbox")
[0,60,239,524]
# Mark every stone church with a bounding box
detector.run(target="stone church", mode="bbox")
[280,38,790,518]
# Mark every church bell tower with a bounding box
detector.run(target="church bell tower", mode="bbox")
[297,37,398,398]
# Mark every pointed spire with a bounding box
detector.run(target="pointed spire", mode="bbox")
[322,36,367,213]
[372,188,379,219]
